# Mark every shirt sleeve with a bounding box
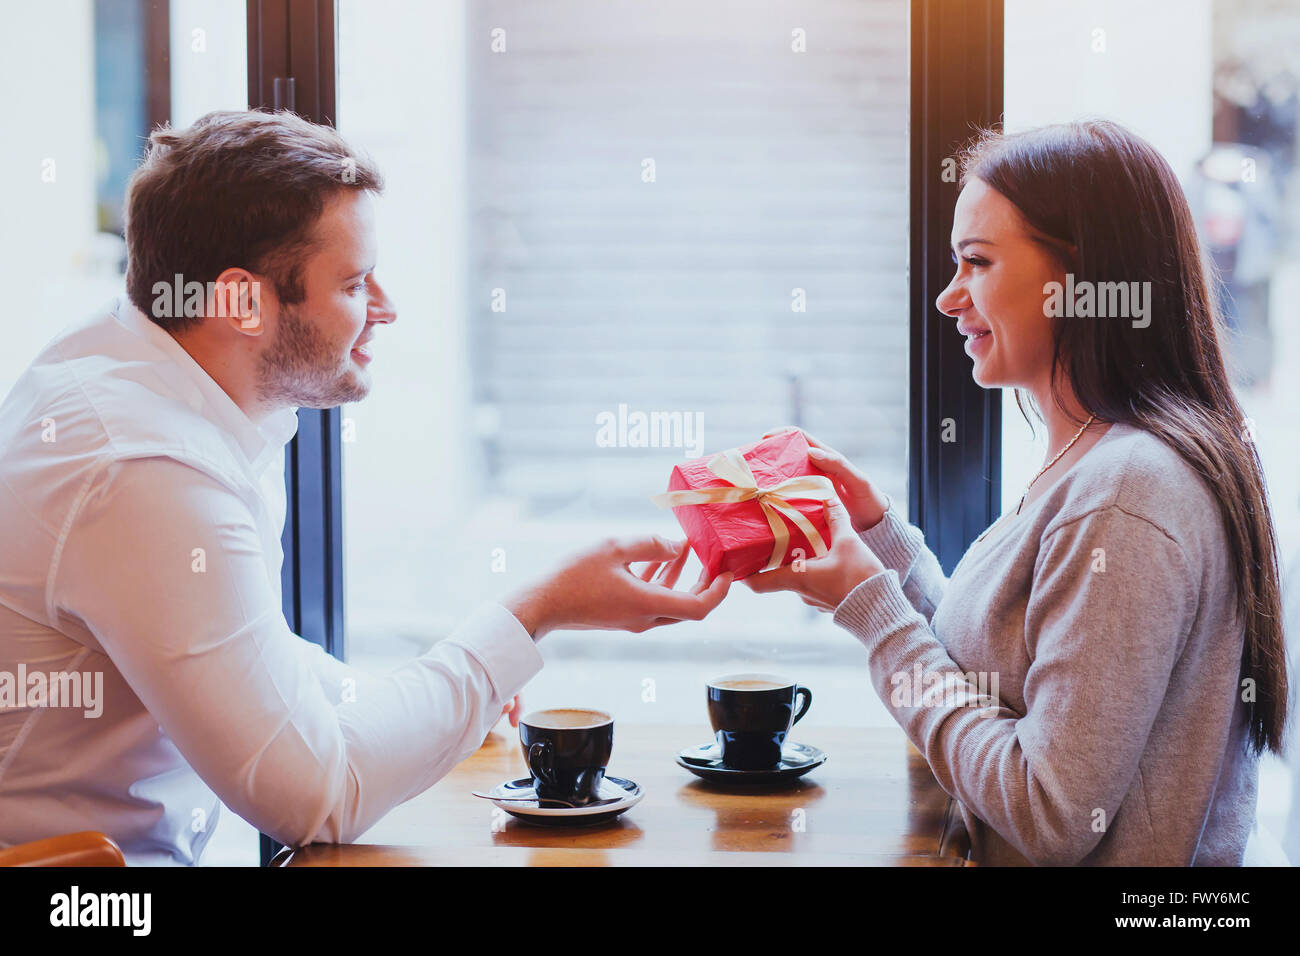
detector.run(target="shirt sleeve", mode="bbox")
[833,505,1195,865]
[54,456,544,848]
[858,502,949,622]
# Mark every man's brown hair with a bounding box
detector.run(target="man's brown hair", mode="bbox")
[125,109,383,332]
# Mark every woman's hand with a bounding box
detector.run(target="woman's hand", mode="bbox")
[763,426,891,533]
[743,497,886,611]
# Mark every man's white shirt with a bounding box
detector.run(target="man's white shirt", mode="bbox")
[0,295,543,864]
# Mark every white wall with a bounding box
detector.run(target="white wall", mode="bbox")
[0,1,109,397]
[0,1,249,402]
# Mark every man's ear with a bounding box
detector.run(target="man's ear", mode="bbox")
[209,268,266,337]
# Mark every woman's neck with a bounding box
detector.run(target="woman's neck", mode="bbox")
[1017,381,1112,511]
[1032,383,1100,459]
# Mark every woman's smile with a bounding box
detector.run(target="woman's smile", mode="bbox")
[958,318,994,358]
[964,329,993,358]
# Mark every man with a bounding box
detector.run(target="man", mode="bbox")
[0,110,731,865]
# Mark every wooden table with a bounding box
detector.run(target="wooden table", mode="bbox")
[273,724,973,866]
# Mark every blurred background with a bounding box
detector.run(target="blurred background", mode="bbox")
[1,0,1295,865]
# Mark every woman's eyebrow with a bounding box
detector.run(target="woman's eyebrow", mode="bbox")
[952,237,996,252]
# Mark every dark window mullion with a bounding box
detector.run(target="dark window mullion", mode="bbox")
[246,0,343,868]
[909,0,1004,573]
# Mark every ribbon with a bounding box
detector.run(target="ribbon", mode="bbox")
[650,447,836,572]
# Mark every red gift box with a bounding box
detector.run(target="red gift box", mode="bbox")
[651,430,836,582]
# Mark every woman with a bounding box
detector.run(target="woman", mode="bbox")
[746,120,1289,866]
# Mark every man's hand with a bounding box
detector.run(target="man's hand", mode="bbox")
[743,497,885,611]
[504,536,733,640]
[500,694,523,728]
[763,426,891,533]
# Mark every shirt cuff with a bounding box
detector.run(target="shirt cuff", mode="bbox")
[832,568,919,649]
[440,602,545,701]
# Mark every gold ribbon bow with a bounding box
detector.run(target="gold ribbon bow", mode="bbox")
[650,447,837,572]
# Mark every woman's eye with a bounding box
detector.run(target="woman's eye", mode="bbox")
[952,254,988,268]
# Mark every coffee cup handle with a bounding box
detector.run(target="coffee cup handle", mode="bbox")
[791,686,813,726]
[527,740,555,789]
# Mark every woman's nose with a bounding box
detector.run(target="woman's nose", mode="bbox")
[935,273,969,316]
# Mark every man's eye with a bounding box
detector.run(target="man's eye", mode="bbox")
[348,281,366,293]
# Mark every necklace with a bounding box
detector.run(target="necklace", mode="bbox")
[1015,413,1097,515]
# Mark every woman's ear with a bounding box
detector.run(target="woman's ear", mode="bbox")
[1064,242,1080,268]
[1049,244,1078,278]
[1032,233,1077,274]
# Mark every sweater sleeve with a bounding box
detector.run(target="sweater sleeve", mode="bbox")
[833,504,1195,866]
[858,502,949,622]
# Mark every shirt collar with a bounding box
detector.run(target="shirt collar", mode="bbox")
[112,294,299,472]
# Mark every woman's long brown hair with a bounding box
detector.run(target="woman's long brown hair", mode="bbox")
[961,120,1288,757]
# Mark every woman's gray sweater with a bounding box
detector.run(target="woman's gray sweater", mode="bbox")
[832,421,1260,865]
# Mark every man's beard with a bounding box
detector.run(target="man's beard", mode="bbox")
[255,303,369,409]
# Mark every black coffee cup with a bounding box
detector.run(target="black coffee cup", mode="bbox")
[707,674,812,770]
[519,708,614,805]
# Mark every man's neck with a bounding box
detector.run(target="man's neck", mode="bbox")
[170,329,275,424]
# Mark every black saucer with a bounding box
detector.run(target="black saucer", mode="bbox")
[485,774,642,827]
[675,741,827,784]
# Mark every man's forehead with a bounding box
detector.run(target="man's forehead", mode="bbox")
[315,190,373,232]
[306,192,376,263]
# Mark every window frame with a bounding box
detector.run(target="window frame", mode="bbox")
[909,0,1005,573]
[246,0,344,866]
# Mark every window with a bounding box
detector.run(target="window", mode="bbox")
[337,0,913,731]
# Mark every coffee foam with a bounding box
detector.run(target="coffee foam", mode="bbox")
[712,679,787,691]
[523,708,612,729]
[709,673,793,691]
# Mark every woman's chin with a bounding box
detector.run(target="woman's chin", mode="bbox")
[970,361,1005,388]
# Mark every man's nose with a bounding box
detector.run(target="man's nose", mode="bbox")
[369,279,397,324]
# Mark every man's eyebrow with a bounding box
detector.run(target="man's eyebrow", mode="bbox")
[951,238,995,252]
[340,265,374,281]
